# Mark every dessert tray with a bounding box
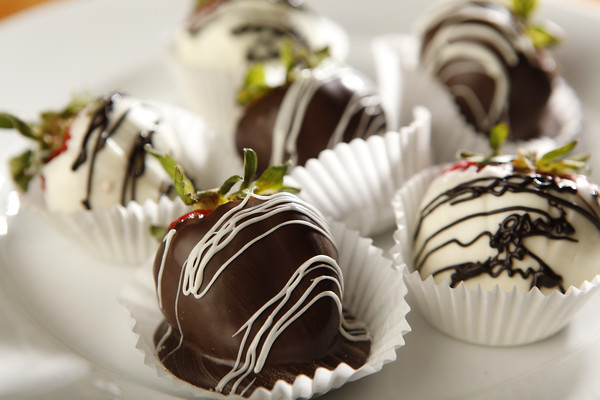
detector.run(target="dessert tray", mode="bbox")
[2,0,600,399]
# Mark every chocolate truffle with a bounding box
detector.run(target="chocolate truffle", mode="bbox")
[236,63,387,173]
[413,157,600,295]
[418,0,558,141]
[153,192,370,396]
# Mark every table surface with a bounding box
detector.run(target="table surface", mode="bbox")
[0,0,54,19]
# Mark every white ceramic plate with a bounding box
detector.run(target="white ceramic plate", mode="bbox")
[2,0,600,399]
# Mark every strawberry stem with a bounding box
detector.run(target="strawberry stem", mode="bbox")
[145,147,299,214]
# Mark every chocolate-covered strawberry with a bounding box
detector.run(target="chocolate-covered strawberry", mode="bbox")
[0,92,185,213]
[147,148,370,396]
[235,42,386,173]
[418,0,562,141]
[414,126,600,294]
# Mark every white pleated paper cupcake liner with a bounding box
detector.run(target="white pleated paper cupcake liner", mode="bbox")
[372,34,583,165]
[390,165,600,346]
[119,221,411,400]
[23,195,190,265]
[289,107,432,237]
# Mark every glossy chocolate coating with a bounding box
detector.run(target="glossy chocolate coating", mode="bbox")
[420,0,555,141]
[235,66,387,173]
[153,195,370,395]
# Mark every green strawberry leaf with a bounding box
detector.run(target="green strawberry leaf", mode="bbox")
[527,25,560,49]
[538,141,577,165]
[218,175,243,196]
[174,165,199,205]
[237,40,331,106]
[240,148,258,191]
[144,144,180,180]
[489,122,509,156]
[9,150,36,192]
[150,225,168,242]
[459,123,589,178]
[514,149,537,171]
[281,39,296,76]
[510,0,537,19]
[145,145,197,205]
[236,63,271,106]
[280,185,301,194]
[306,46,331,70]
[0,113,36,140]
[459,150,479,159]
[535,141,589,176]
[255,164,288,194]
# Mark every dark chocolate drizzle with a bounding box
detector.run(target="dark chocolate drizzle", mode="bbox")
[414,173,600,292]
[71,92,169,209]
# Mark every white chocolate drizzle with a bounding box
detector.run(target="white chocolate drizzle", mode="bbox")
[419,0,536,133]
[270,63,385,167]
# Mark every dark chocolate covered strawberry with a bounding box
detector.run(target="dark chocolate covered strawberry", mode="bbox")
[147,148,370,396]
[235,42,386,173]
[418,0,562,141]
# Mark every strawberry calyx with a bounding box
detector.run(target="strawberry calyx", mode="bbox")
[507,0,562,50]
[146,146,299,240]
[237,40,330,107]
[0,94,94,191]
[453,123,590,180]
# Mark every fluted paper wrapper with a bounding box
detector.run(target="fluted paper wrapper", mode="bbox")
[289,107,432,237]
[120,221,411,400]
[164,17,349,137]
[372,34,583,165]
[391,165,600,346]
